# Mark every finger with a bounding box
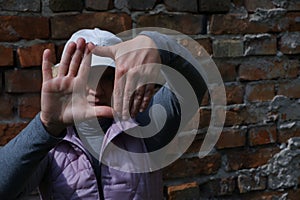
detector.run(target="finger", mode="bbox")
[130,85,145,117]
[59,42,76,76]
[89,43,115,59]
[86,105,113,119]
[140,84,156,112]
[121,70,139,119]
[68,38,86,77]
[112,65,127,117]
[42,49,54,82]
[78,47,91,82]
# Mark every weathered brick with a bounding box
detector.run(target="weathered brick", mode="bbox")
[239,58,285,81]
[86,0,113,10]
[137,14,206,35]
[226,84,244,105]
[210,9,291,35]
[18,95,41,119]
[246,104,270,124]
[0,0,40,12]
[163,153,221,179]
[213,39,244,58]
[214,60,238,82]
[17,43,56,67]
[278,79,300,98]
[225,146,280,171]
[167,182,200,200]
[199,177,236,197]
[49,0,83,12]
[216,127,246,149]
[0,123,28,145]
[286,59,300,78]
[244,34,277,56]
[198,0,231,12]
[0,72,2,91]
[0,95,14,119]
[246,82,275,102]
[198,108,211,128]
[287,12,300,31]
[280,32,300,54]
[114,0,156,10]
[5,70,42,93]
[0,16,49,42]
[51,13,132,39]
[278,122,300,143]
[249,124,277,146]
[269,96,300,123]
[165,0,198,12]
[0,45,13,66]
[244,0,275,12]
[287,0,300,11]
[238,172,267,193]
[178,37,212,58]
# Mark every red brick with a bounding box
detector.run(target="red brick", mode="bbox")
[238,173,267,193]
[239,58,285,81]
[0,95,14,119]
[287,12,300,31]
[137,14,206,35]
[18,95,41,119]
[51,13,132,39]
[214,60,238,82]
[167,182,200,200]
[244,0,275,12]
[225,146,280,171]
[5,70,42,93]
[0,16,49,42]
[244,34,277,56]
[216,127,246,149]
[178,37,212,58]
[249,125,277,146]
[280,32,300,54]
[199,177,236,197]
[278,122,300,143]
[246,82,275,102]
[226,84,244,105]
[198,108,211,128]
[224,106,247,126]
[163,153,221,179]
[210,14,266,35]
[0,46,13,66]
[18,43,56,67]
[0,123,28,145]
[165,0,198,12]
[278,79,300,98]
[240,190,286,200]
[286,59,300,78]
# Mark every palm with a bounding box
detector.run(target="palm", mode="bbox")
[40,39,112,136]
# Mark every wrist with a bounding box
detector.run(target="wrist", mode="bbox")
[40,113,66,137]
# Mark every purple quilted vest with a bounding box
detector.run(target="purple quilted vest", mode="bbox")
[39,120,163,200]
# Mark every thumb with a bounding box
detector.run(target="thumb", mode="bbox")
[87,43,115,60]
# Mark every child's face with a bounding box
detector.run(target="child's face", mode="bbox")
[87,67,115,106]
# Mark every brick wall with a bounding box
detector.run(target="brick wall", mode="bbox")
[0,0,300,199]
